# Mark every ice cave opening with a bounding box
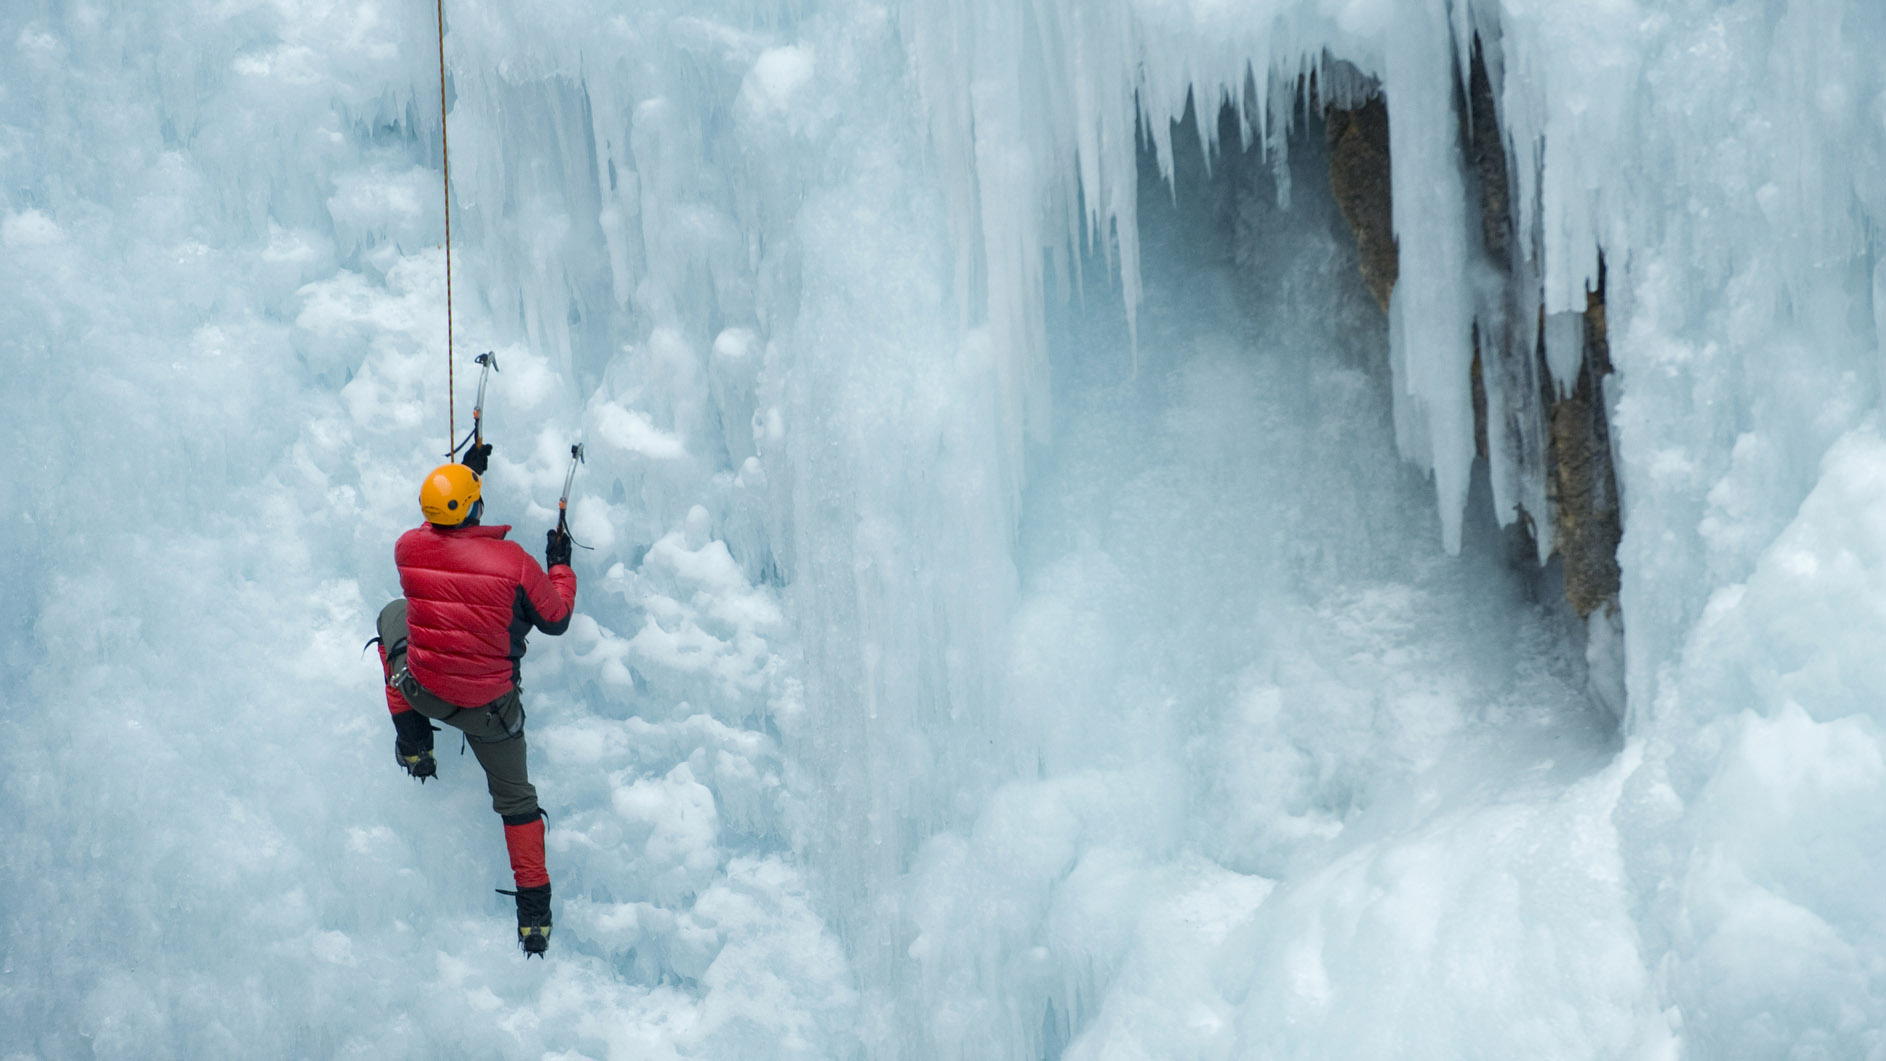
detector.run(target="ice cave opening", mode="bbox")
[887,89,1629,1057]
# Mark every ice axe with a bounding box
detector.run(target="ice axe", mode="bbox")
[450,351,500,458]
[555,443,593,552]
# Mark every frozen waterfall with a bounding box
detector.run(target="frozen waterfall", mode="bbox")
[5,0,1886,1058]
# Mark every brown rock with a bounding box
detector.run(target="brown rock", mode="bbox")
[1471,329,1489,461]
[1326,95,1397,313]
[1547,274,1622,617]
[1466,38,1511,264]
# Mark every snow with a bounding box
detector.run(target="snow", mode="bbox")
[3,208,63,246]
[740,47,818,122]
[8,0,1886,1057]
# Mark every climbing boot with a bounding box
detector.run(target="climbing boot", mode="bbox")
[394,738,437,780]
[392,711,438,782]
[499,884,552,956]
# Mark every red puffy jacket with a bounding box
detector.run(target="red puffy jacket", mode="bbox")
[395,523,578,708]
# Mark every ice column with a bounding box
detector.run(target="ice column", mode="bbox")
[1383,0,1477,553]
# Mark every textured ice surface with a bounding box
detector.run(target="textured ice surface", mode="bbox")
[6,0,1886,1057]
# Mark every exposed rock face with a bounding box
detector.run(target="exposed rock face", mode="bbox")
[1465,40,1502,468]
[1322,43,1623,620]
[1549,281,1623,616]
[1326,96,1396,313]
[1464,45,1511,267]
[1470,338,1488,459]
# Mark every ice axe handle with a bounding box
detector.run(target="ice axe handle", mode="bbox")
[556,444,592,550]
[472,352,499,448]
[448,352,500,458]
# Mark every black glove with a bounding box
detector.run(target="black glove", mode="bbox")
[462,441,492,476]
[545,527,573,568]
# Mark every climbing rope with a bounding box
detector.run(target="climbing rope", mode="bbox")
[437,0,456,453]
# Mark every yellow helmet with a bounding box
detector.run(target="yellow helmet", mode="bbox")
[419,463,481,526]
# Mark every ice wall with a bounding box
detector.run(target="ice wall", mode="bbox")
[2,1,865,1056]
[439,0,1033,966]
[1504,3,1886,1052]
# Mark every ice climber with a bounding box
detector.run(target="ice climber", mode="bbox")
[371,441,577,956]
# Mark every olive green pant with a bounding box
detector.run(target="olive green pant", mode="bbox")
[377,599,538,819]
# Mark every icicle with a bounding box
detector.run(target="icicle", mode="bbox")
[1384,0,1477,552]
